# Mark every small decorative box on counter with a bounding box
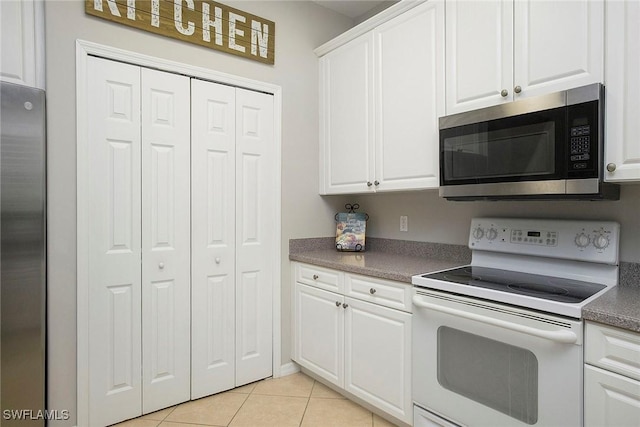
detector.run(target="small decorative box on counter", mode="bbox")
[335,203,368,252]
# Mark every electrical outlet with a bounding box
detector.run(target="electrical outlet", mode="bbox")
[400,216,408,232]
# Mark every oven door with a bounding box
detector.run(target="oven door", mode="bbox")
[412,289,583,427]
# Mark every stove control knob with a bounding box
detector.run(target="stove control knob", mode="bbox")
[593,234,610,250]
[575,233,590,248]
[486,228,498,241]
[472,227,485,240]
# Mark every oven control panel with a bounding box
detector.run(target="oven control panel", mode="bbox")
[469,218,620,264]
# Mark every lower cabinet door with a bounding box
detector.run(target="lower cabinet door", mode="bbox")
[584,365,640,427]
[295,283,345,387]
[344,297,412,424]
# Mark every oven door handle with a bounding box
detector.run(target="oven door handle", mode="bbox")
[412,297,578,344]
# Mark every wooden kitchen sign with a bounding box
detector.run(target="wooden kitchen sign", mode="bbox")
[85,0,275,64]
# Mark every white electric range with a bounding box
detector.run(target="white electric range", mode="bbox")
[411,217,619,427]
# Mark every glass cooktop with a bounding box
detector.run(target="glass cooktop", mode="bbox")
[421,266,606,303]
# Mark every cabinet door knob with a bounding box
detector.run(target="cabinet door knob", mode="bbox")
[367,181,373,187]
[514,85,522,94]
[159,262,165,269]
[215,257,221,264]
[501,89,508,97]
[313,274,319,280]
[374,180,380,186]
[606,163,617,172]
[343,303,349,309]
[335,301,342,307]
[369,288,376,295]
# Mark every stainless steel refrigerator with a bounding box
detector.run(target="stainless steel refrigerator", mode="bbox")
[1,81,46,426]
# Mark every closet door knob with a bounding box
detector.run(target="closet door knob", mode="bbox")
[215,257,221,264]
[158,262,165,269]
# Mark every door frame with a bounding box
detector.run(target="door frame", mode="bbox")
[75,39,282,427]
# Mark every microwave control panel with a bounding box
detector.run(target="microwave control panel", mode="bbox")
[570,124,591,167]
[567,99,599,177]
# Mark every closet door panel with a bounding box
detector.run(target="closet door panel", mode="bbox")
[235,88,274,386]
[87,56,142,427]
[191,79,237,398]
[141,68,191,412]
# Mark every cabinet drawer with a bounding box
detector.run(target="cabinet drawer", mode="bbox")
[585,322,640,381]
[295,263,344,293]
[345,273,412,312]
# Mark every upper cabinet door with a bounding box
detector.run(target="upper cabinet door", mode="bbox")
[374,0,444,191]
[445,0,603,115]
[604,0,640,182]
[445,0,513,114]
[513,0,604,100]
[0,0,45,89]
[319,33,375,195]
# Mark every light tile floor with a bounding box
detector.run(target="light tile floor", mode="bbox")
[113,372,398,427]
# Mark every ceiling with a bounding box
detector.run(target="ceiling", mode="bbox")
[311,1,394,19]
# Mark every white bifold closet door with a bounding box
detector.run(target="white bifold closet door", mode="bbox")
[140,67,191,413]
[87,56,143,427]
[87,56,191,426]
[86,56,274,425]
[191,79,275,398]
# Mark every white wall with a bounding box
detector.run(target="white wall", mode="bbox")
[45,1,353,424]
[347,184,640,263]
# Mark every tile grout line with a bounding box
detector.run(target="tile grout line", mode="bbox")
[159,406,176,424]
[225,390,253,426]
[298,379,316,427]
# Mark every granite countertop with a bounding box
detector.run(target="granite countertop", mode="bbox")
[290,238,640,334]
[583,283,640,333]
[289,237,471,284]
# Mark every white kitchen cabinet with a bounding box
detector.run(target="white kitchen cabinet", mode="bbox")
[344,297,411,423]
[319,33,374,195]
[604,0,640,182]
[292,262,413,424]
[584,322,640,427]
[295,283,344,388]
[319,0,444,194]
[445,0,513,114]
[0,0,45,89]
[445,0,603,114]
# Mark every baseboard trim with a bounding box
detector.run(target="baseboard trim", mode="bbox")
[278,361,300,377]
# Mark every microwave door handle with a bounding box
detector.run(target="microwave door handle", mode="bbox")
[412,297,578,344]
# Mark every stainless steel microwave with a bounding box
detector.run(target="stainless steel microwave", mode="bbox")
[439,84,619,200]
